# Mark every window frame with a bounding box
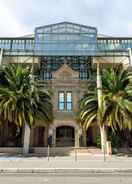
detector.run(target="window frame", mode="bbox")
[58,91,65,111]
[66,91,72,111]
[58,91,73,111]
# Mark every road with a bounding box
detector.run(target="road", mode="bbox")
[0,174,132,184]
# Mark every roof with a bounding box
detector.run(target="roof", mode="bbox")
[35,21,97,34]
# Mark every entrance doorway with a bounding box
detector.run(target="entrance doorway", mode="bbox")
[34,127,45,147]
[0,122,22,147]
[86,127,94,146]
[56,126,75,147]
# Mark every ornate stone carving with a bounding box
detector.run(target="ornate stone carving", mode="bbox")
[53,63,79,80]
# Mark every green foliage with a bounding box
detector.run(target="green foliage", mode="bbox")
[0,64,53,127]
[95,135,101,148]
[78,90,98,129]
[102,66,132,131]
[78,65,132,132]
[108,132,121,148]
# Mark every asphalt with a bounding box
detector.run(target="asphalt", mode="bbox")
[0,154,132,174]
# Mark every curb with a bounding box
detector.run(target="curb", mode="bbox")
[0,168,132,174]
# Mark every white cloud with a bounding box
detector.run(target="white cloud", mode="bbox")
[0,1,30,36]
[0,0,132,36]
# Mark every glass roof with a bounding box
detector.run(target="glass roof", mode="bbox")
[35,22,97,56]
[35,22,97,34]
[0,22,130,57]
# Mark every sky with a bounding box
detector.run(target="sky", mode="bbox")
[0,0,132,37]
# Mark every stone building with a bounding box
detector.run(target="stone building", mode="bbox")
[0,22,131,149]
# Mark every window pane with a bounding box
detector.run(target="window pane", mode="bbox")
[67,92,72,102]
[66,92,72,111]
[67,102,72,111]
[59,92,64,102]
[59,92,64,110]
[59,102,65,111]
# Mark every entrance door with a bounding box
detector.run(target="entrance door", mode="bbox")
[56,126,75,147]
[34,127,45,147]
[86,127,93,146]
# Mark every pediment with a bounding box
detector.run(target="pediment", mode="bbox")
[53,64,79,80]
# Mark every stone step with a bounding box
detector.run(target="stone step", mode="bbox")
[30,147,102,156]
[0,147,102,156]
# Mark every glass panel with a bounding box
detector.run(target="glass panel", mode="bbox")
[59,92,65,111]
[35,22,97,56]
[59,92,64,102]
[67,92,72,102]
[39,56,91,80]
[66,92,72,111]
[59,103,64,111]
[67,103,72,111]
[0,39,11,50]
[97,38,132,52]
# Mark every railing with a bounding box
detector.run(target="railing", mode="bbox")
[0,45,129,57]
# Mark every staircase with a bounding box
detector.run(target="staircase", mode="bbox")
[70,147,102,155]
[30,147,102,156]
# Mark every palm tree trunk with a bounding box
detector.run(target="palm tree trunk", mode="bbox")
[23,123,30,154]
[82,128,87,147]
[97,62,107,153]
[100,125,107,153]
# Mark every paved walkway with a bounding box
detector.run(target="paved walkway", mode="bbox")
[0,154,132,174]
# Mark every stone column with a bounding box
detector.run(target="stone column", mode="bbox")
[0,48,3,65]
[128,48,132,66]
[75,127,79,147]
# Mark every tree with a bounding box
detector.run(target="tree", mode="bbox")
[78,65,132,152]
[102,65,132,130]
[0,64,53,154]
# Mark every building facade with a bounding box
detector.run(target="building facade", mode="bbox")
[0,22,131,148]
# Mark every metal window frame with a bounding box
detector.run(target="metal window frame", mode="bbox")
[66,91,73,111]
[58,91,65,111]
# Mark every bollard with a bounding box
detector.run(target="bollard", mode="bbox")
[75,148,77,162]
[103,144,106,162]
[53,146,55,158]
[47,145,50,161]
[107,141,112,155]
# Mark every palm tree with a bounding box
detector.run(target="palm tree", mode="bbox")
[79,65,132,152]
[79,89,98,147]
[102,65,132,130]
[0,64,53,154]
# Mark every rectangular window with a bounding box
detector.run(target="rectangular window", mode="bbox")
[58,92,65,111]
[66,92,72,111]
[58,91,73,111]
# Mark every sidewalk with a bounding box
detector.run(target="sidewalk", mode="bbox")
[0,155,132,174]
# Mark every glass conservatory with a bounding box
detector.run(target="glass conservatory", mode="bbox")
[0,22,131,57]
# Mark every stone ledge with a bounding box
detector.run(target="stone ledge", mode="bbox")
[0,168,132,175]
